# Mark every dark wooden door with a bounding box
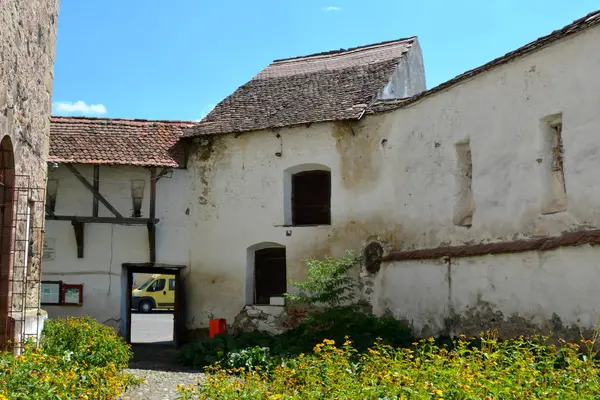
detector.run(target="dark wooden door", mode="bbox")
[254,248,286,305]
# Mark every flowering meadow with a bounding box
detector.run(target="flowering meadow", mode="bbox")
[178,333,600,399]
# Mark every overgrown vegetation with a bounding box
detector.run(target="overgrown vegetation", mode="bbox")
[284,250,358,307]
[0,316,139,399]
[178,252,600,397]
[178,306,413,370]
[178,334,600,399]
[179,251,414,371]
[41,315,132,369]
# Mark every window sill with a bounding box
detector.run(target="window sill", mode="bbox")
[250,304,285,308]
[274,224,332,228]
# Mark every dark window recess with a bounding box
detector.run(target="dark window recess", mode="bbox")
[150,279,165,292]
[291,170,331,225]
[254,247,286,305]
[169,279,176,291]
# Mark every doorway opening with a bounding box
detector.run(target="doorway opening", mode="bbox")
[121,263,186,348]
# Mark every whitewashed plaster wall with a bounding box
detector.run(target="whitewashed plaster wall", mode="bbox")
[43,164,155,330]
[373,245,600,338]
[379,41,426,100]
[376,26,600,247]
[159,120,396,333]
[173,25,600,336]
[364,25,600,336]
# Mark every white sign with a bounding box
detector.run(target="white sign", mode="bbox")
[64,287,81,304]
[43,238,55,261]
[41,282,60,304]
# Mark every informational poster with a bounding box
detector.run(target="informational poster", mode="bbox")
[64,287,82,305]
[43,238,56,261]
[41,281,61,305]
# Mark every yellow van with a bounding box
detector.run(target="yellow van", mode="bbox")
[131,274,175,313]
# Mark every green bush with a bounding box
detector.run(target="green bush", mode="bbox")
[1,316,139,399]
[179,307,413,370]
[41,315,132,369]
[277,306,414,354]
[285,251,358,307]
[180,252,414,371]
[218,346,271,371]
[178,330,276,370]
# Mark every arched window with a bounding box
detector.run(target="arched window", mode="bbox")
[283,164,331,226]
[246,243,286,305]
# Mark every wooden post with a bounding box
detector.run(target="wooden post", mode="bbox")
[148,168,157,262]
[71,221,84,258]
[147,222,156,263]
[92,165,100,217]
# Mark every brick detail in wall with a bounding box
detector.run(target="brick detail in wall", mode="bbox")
[383,229,600,262]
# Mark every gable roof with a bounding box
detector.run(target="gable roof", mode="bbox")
[368,9,600,114]
[49,116,195,167]
[185,37,416,137]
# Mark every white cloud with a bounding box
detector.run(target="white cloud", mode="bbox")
[52,100,107,116]
[322,6,342,12]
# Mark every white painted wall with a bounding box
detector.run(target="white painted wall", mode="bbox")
[170,25,600,335]
[364,25,600,334]
[374,245,600,337]
[379,40,427,99]
[43,164,155,330]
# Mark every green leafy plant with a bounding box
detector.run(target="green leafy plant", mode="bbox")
[218,346,271,371]
[41,315,132,369]
[1,316,140,399]
[285,251,358,307]
[178,334,600,399]
[179,307,414,370]
[277,306,414,355]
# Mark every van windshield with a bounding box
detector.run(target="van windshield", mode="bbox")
[136,277,155,290]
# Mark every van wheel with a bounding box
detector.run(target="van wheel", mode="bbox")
[138,300,153,313]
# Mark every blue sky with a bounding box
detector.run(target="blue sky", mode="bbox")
[52,0,600,121]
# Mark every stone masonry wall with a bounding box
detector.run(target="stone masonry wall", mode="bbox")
[0,0,60,343]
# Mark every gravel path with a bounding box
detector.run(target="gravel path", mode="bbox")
[119,343,204,400]
[120,368,205,400]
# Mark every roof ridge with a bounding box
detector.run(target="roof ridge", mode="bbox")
[51,115,195,124]
[271,36,416,64]
[367,9,600,114]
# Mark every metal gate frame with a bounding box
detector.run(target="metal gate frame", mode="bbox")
[0,173,45,353]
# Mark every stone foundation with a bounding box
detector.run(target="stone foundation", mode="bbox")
[232,305,290,335]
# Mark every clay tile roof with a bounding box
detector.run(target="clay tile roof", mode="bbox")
[49,116,196,167]
[368,9,600,114]
[185,37,416,137]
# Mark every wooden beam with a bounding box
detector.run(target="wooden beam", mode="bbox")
[92,165,100,217]
[148,168,157,262]
[46,215,158,225]
[72,221,84,258]
[65,164,123,218]
[149,168,156,220]
[45,203,55,217]
[147,222,156,263]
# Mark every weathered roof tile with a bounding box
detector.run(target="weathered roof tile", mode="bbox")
[185,37,416,137]
[49,117,195,167]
